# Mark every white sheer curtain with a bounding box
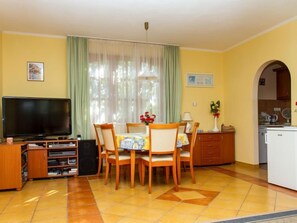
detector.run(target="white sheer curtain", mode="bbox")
[88,39,165,126]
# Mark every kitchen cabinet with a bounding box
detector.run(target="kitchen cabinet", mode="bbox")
[274,67,291,100]
[186,131,235,166]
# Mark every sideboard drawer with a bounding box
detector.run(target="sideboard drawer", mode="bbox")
[199,134,221,142]
[201,144,220,158]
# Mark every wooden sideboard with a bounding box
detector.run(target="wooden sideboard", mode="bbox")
[186,131,235,166]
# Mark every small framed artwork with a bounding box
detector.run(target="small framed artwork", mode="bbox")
[27,62,44,81]
[186,73,214,87]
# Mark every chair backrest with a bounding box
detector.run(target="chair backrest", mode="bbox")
[178,122,187,133]
[190,122,200,155]
[149,123,179,154]
[126,122,146,133]
[100,124,117,153]
[93,124,105,155]
[93,124,105,145]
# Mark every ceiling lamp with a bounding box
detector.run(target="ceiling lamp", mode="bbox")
[138,21,158,80]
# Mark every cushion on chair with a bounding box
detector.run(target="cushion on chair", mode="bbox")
[141,155,174,162]
[180,150,190,158]
[109,154,131,161]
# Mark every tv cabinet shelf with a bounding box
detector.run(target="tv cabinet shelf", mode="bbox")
[28,139,78,180]
[0,142,28,191]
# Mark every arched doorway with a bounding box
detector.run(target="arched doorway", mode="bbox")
[257,61,291,165]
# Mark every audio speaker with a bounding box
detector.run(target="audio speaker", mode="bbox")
[78,139,98,175]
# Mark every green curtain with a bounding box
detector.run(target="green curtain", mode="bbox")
[164,46,182,123]
[67,36,90,139]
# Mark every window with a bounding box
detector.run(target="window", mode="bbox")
[88,39,165,124]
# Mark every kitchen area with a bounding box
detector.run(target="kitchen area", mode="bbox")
[257,61,297,190]
[258,61,291,164]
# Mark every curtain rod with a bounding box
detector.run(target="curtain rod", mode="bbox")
[67,34,179,47]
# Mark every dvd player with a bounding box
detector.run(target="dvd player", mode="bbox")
[48,151,76,157]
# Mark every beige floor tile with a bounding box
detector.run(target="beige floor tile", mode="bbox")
[276,192,297,207]
[0,211,32,223]
[142,199,179,210]
[101,213,122,223]
[2,203,36,214]
[209,197,244,210]
[31,217,67,223]
[36,199,67,210]
[170,203,206,215]
[158,212,198,223]
[32,207,67,222]
[240,201,275,213]
[121,196,151,206]
[95,199,118,211]
[102,203,141,216]
[248,184,277,198]
[199,206,238,219]
[127,207,167,221]
[215,192,247,201]
[117,217,155,223]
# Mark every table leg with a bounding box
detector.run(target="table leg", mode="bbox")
[130,150,135,188]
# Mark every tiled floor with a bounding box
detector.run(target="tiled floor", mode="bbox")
[1,163,297,223]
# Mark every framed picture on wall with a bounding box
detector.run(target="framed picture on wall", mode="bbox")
[27,62,44,81]
[186,73,213,87]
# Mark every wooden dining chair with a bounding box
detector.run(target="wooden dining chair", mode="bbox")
[93,124,106,177]
[177,122,199,184]
[100,123,132,190]
[126,122,146,133]
[178,122,187,133]
[140,123,179,194]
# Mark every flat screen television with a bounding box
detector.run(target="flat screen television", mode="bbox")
[2,96,72,139]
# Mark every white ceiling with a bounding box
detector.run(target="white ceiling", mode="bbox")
[1,0,297,51]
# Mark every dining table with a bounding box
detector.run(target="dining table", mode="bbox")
[116,132,189,188]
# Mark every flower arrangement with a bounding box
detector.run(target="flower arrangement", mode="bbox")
[140,112,156,125]
[210,100,220,118]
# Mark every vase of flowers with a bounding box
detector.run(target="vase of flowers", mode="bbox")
[140,112,156,134]
[210,100,220,132]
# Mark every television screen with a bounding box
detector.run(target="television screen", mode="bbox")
[2,97,72,139]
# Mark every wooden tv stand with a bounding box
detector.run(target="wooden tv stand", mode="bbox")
[27,139,78,180]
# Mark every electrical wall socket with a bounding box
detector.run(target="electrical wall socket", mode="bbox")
[273,107,281,111]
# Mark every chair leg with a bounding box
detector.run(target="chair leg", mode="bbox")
[165,167,170,184]
[141,162,145,186]
[115,164,120,190]
[172,164,178,192]
[97,157,102,177]
[148,165,152,194]
[189,160,196,184]
[177,157,181,185]
[138,160,142,184]
[104,160,109,185]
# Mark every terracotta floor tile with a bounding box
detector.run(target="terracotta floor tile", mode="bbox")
[68,214,104,223]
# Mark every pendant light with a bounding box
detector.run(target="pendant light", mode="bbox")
[138,21,157,80]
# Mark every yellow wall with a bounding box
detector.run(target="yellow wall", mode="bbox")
[223,20,297,164]
[1,19,297,164]
[2,33,67,97]
[180,49,224,131]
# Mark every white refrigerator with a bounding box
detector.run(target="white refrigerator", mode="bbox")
[266,126,297,190]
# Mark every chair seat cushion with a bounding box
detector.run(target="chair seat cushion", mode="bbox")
[109,154,131,161]
[141,155,173,162]
[180,150,190,158]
